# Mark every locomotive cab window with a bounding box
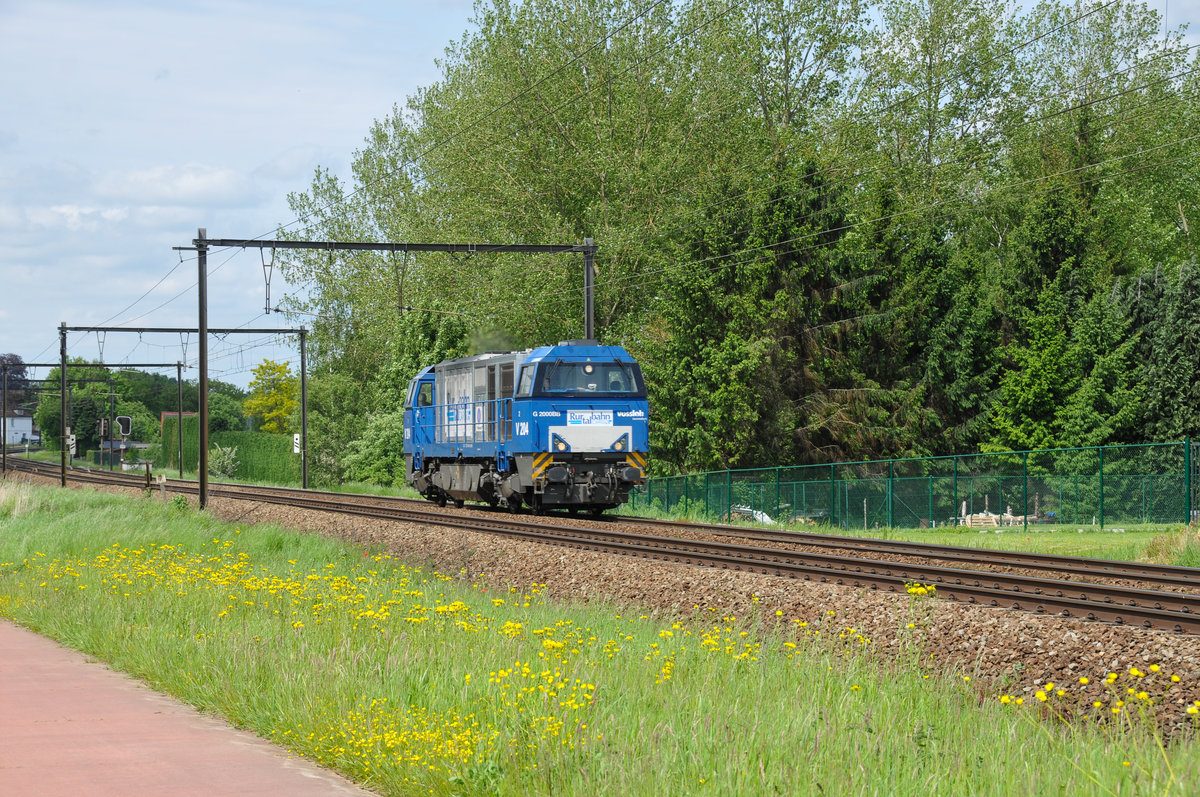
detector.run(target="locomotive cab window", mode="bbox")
[536,361,645,397]
[417,383,433,407]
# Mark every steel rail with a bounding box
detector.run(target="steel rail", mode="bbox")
[621,515,1200,587]
[15,457,1198,590]
[200,485,1200,634]
[9,460,1200,633]
[202,479,1200,593]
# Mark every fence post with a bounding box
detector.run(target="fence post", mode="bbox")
[952,456,959,527]
[1099,446,1105,529]
[1186,438,1192,526]
[683,474,689,516]
[704,472,710,518]
[1023,451,1028,531]
[1074,473,1079,524]
[726,469,732,522]
[928,465,934,528]
[775,467,781,523]
[887,459,894,529]
[830,463,836,528]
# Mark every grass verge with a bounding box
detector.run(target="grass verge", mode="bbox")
[1,481,1198,795]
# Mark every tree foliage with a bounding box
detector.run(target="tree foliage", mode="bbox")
[242,360,298,434]
[275,0,1198,482]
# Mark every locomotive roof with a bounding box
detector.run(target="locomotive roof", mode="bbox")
[429,340,636,373]
[525,340,637,364]
[433,349,532,371]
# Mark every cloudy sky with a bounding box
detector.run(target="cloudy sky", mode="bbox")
[1,0,1196,389]
[0,0,474,388]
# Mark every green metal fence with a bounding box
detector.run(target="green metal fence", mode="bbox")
[632,440,1200,530]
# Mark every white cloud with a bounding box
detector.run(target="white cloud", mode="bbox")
[253,145,329,181]
[94,164,259,206]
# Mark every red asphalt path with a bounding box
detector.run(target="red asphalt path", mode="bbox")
[0,620,373,796]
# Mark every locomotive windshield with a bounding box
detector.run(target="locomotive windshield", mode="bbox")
[535,360,645,397]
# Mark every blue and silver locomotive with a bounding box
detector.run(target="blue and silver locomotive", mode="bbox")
[403,340,648,514]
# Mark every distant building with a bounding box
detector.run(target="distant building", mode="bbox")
[3,410,39,445]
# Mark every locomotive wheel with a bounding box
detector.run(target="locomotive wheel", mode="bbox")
[589,506,605,518]
[436,493,447,507]
[454,499,465,509]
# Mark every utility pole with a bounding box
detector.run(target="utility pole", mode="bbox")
[2,364,7,474]
[177,362,184,479]
[197,228,209,508]
[59,324,67,486]
[108,375,115,471]
[299,327,308,489]
[583,237,595,339]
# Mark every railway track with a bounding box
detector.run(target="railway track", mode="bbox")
[7,457,1200,634]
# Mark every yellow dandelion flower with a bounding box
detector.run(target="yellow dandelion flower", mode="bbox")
[1079,677,1089,685]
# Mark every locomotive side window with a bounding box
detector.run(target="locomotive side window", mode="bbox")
[516,366,534,397]
[417,383,433,407]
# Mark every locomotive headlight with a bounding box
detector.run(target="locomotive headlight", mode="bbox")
[614,440,624,450]
[557,441,567,451]
[551,433,571,453]
[608,432,630,452]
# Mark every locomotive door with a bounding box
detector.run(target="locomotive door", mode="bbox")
[481,364,515,442]
[499,364,514,441]
[412,380,434,445]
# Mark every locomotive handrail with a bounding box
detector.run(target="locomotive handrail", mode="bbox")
[417,397,514,446]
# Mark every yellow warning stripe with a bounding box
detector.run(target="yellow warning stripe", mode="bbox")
[532,452,554,479]
[625,452,646,469]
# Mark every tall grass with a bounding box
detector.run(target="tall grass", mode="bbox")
[1,482,1197,795]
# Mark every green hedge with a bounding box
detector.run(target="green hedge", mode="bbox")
[211,431,300,484]
[156,416,200,471]
[154,416,299,484]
